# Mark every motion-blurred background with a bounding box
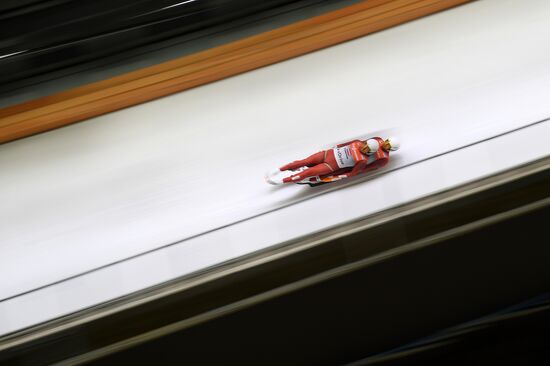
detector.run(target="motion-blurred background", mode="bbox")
[0,1,549,365]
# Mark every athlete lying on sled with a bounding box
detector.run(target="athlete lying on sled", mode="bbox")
[265,136,400,187]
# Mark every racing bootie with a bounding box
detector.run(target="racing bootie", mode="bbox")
[265,168,285,185]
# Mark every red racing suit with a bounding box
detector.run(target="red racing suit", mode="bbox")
[281,137,389,184]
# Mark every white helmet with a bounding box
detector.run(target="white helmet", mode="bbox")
[386,136,400,151]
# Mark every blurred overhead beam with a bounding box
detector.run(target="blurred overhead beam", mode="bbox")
[0,0,473,144]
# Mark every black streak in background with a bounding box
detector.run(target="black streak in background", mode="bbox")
[0,0,300,85]
[95,205,550,366]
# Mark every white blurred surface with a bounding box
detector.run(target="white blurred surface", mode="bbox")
[1,0,550,334]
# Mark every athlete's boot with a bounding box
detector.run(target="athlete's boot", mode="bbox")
[265,168,285,185]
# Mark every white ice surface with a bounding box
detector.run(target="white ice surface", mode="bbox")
[1,0,550,333]
[0,119,548,336]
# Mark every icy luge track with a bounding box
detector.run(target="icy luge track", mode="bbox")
[0,117,548,305]
[1,0,550,326]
